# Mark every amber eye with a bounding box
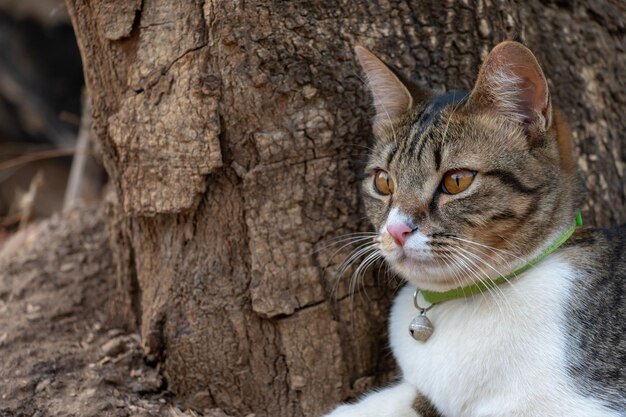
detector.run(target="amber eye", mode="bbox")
[373,170,395,195]
[441,169,476,194]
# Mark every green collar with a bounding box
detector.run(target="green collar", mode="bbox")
[418,211,583,306]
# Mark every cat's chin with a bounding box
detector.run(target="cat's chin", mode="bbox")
[386,254,474,292]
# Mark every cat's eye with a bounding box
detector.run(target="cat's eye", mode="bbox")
[441,169,476,195]
[373,170,395,195]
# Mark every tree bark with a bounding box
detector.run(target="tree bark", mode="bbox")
[64,1,626,416]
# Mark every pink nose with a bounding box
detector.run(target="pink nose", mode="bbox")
[387,222,414,246]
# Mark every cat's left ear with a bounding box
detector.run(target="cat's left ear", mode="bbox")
[354,46,417,132]
[468,41,552,133]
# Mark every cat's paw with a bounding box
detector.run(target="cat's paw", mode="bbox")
[321,382,421,417]
[322,403,362,417]
[323,402,419,417]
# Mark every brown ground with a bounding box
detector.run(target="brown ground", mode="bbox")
[0,208,236,417]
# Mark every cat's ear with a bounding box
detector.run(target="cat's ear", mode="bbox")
[468,41,552,132]
[355,46,415,129]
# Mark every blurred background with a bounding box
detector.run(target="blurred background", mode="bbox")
[0,0,104,244]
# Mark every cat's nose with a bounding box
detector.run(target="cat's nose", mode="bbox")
[387,222,414,246]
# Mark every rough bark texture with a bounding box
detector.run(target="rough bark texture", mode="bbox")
[64,1,625,416]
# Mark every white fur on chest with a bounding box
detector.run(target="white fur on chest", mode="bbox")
[390,254,618,417]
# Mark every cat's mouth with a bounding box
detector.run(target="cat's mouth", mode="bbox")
[389,248,446,266]
[386,252,469,290]
[378,231,489,290]
[391,249,441,267]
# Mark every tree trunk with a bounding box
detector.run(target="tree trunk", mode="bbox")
[64,1,626,416]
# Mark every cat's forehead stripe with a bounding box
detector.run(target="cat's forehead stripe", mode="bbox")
[403,92,469,163]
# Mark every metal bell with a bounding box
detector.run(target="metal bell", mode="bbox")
[409,313,434,342]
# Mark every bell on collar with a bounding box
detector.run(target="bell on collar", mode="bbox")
[409,312,433,342]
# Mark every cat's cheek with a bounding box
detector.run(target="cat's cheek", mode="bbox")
[380,232,398,251]
[379,238,406,271]
[377,222,405,258]
[388,260,434,287]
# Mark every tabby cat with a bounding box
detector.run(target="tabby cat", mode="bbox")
[323,41,626,417]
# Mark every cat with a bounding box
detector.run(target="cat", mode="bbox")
[323,41,626,417]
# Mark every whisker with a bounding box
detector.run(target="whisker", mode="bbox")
[449,247,507,317]
[445,248,493,308]
[455,246,509,282]
[347,250,380,313]
[332,243,378,297]
[446,236,529,266]
[384,261,402,292]
[337,244,377,274]
[455,244,523,299]
[315,234,377,255]
[455,246,516,313]
[446,235,549,297]
[320,231,378,240]
[439,252,470,300]
[352,251,381,305]
[321,237,378,280]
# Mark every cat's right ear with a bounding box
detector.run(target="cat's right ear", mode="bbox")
[467,41,552,133]
[354,46,416,131]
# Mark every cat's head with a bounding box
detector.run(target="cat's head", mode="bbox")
[355,41,578,291]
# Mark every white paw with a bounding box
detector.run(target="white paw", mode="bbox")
[324,402,419,417]
[323,403,372,417]
[321,382,420,417]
